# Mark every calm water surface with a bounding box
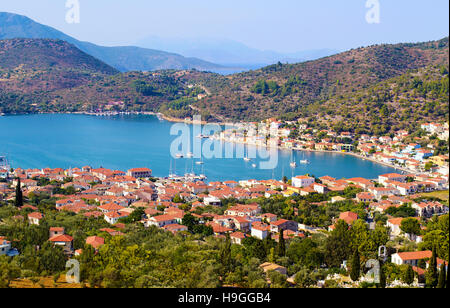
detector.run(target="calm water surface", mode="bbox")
[0,114,397,182]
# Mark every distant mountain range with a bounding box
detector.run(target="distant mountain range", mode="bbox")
[0,12,229,73]
[135,36,339,70]
[0,12,338,74]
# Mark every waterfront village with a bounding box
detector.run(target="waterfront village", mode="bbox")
[209,118,450,177]
[0,119,448,288]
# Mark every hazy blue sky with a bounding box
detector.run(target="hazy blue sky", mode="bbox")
[1,0,448,52]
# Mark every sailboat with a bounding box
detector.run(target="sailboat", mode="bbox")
[168,159,177,178]
[299,151,309,164]
[290,150,297,168]
[243,144,251,161]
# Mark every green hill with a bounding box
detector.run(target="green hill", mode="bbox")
[189,38,449,122]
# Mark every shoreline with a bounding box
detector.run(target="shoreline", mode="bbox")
[0,112,422,175]
[213,137,417,175]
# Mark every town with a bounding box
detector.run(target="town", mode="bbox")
[0,144,448,287]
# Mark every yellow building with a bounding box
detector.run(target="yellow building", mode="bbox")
[428,155,449,167]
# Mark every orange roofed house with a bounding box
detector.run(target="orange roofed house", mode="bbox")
[391,251,447,269]
[127,168,152,178]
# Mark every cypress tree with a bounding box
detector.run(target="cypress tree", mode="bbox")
[404,265,415,285]
[378,264,386,289]
[276,229,286,257]
[219,234,232,275]
[437,263,446,288]
[14,178,23,207]
[426,246,438,288]
[350,249,360,282]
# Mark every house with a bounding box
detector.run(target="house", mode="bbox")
[104,211,129,225]
[86,236,105,249]
[292,176,315,188]
[313,183,329,194]
[270,219,298,233]
[126,168,152,178]
[28,212,44,225]
[49,227,65,239]
[338,212,358,225]
[391,251,436,267]
[230,231,246,245]
[162,224,188,234]
[49,234,74,254]
[261,213,277,223]
[356,192,376,203]
[369,187,399,200]
[412,202,448,218]
[260,262,287,276]
[204,196,221,206]
[378,173,407,185]
[0,236,12,256]
[251,222,270,240]
[145,214,178,228]
[226,204,261,218]
[386,217,404,236]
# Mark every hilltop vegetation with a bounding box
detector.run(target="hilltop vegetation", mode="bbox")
[191,38,449,123]
[0,39,117,93]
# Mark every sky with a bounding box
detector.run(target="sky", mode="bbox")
[1,0,449,53]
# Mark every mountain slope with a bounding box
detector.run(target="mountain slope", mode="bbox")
[187,38,449,121]
[0,38,201,114]
[0,38,118,92]
[0,12,226,72]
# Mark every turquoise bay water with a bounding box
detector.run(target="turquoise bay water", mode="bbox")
[0,114,397,182]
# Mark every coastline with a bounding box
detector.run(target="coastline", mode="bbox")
[213,137,416,175]
[0,111,422,175]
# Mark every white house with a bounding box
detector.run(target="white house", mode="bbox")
[0,237,12,256]
[145,214,178,228]
[204,196,221,206]
[391,251,433,267]
[292,176,315,188]
[251,222,269,240]
[104,211,129,225]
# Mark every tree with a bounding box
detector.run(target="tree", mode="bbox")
[437,263,446,288]
[220,234,232,275]
[294,268,314,288]
[400,218,421,236]
[325,220,352,268]
[403,265,415,285]
[378,264,386,289]
[14,178,23,207]
[0,258,21,288]
[350,249,360,282]
[426,246,439,288]
[276,229,286,257]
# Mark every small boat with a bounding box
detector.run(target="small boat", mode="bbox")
[290,162,297,168]
[252,164,257,168]
[186,152,194,158]
[175,153,184,158]
[300,160,310,164]
[244,157,251,162]
[195,161,204,165]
